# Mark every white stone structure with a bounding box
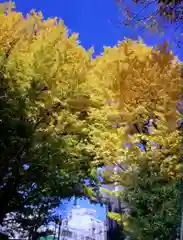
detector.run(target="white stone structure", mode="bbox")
[59,206,107,240]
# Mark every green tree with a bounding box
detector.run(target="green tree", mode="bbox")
[123,164,180,239]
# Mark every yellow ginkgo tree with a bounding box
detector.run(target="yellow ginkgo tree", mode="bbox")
[0,2,103,232]
[88,38,181,239]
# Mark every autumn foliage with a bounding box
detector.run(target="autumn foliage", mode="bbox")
[0,2,181,239]
[89,39,181,238]
[0,2,101,236]
[89,38,181,171]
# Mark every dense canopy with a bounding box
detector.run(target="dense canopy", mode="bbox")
[0,2,182,239]
[89,39,181,239]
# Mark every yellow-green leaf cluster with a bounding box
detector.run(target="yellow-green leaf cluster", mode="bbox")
[88,39,181,238]
[0,3,106,223]
[88,38,181,178]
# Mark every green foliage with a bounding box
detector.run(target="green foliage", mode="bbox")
[122,167,180,239]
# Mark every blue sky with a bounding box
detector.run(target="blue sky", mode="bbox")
[5,0,182,59]
[56,198,107,221]
[6,0,182,220]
